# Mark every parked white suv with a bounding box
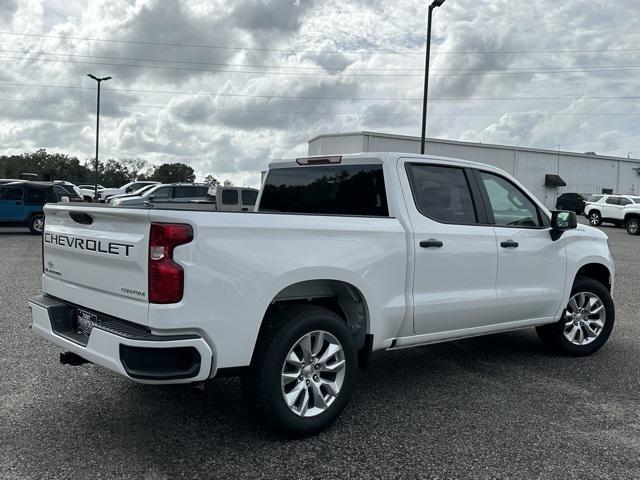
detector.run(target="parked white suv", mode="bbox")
[30,152,615,437]
[584,194,640,227]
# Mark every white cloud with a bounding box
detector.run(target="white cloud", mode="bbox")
[2,0,640,186]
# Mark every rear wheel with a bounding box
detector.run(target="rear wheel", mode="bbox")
[28,213,44,235]
[536,276,614,356]
[626,218,640,235]
[588,211,602,226]
[241,305,357,438]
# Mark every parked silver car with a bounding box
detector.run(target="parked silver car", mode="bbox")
[111,183,209,207]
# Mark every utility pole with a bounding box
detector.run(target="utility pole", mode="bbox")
[420,0,446,154]
[87,74,112,202]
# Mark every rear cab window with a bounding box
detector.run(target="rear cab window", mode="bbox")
[259,164,388,216]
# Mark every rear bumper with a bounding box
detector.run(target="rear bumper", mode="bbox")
[29,294,214,384]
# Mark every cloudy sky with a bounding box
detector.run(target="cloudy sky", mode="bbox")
[1,0,639,186]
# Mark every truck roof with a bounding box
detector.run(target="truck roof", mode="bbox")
[269,151,501,172]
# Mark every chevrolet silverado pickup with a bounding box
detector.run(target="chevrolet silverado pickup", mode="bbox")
[29,152,615,437]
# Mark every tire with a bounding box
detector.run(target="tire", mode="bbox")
[536,276,614,356]
[626,218,640,235]
[28,213,45,235]
[588,211,602,226]
[241,305,357,438]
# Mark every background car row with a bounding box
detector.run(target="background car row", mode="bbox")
[556,192,640,236]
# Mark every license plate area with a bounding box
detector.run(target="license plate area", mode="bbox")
[76,309,98,337]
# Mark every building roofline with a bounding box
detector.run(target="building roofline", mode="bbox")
[308,130,640,164]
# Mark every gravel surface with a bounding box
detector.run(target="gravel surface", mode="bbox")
[1,223,639,479]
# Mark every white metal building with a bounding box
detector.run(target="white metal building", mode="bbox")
[308,131,640,209]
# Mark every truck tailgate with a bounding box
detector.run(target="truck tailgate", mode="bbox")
[42,204,150,325]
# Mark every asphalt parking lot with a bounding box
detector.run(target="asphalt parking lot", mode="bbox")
[1,223,639,479]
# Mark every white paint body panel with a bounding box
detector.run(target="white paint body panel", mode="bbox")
[34,153,614,383]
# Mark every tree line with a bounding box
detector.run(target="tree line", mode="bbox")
[0,149,227,187]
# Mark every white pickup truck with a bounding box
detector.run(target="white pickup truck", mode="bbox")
[30,152,615,437]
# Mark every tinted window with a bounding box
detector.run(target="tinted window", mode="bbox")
[150,187,172,199]
[25,188,47,204]
[620,198,632,206]
[242,189,258,206]
[174,186,208,198]
[588,195,603,202]
[406,164,476,224]
[481,172,540,227]
[631,197,640,203]
[260,164,388,216]
[605,196,620,205]
[222,189,239,205]
[0,186,23,201]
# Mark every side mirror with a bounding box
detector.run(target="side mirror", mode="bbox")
[60,196,70,204]
[147,195,155,201]
[550,210,577,240]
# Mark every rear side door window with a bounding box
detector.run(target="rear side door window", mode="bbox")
[619,198,632,206]
[479,172,541,227]
[605,197,620,205]
[405,164,477,224]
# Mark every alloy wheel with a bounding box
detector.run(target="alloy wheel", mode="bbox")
[280,330,346,418]
[563,292,606,346]
[33,217,44,233]
[589,213,600,225]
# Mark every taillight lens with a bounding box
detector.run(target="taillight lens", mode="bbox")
[148,223,193,304]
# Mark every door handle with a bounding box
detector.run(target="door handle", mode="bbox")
[500,240,519,248]
[420,239,443,248]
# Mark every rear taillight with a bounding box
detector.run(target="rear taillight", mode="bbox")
[148,223,193,304]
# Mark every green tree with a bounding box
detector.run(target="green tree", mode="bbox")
[204,174,219,187]
[100,159,131,187]
[223,179,233,187]
[120,158,147,181]
[0,149,91,184]
[151,163,195,183]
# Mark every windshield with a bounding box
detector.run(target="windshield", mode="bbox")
[588,195,603,202]
[630,197,640,203]
[132,185,156,196]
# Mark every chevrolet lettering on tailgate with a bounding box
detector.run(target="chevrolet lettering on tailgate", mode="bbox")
[44,233,134,257]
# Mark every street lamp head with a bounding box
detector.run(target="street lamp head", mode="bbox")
[431,0,446,7]
[87,74,112,82]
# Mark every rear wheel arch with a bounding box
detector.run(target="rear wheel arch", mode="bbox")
[251,279,370,366]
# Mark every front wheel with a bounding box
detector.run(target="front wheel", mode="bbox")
[626,218,640,235]
[588,211,602,226]
[242,305,357,438]
[28,213,45,235]
[536,276,614,356]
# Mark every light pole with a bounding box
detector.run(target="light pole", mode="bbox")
[420,0,446,155]
[87,74,112,202]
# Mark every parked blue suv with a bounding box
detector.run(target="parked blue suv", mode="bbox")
[0,182,66,234]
